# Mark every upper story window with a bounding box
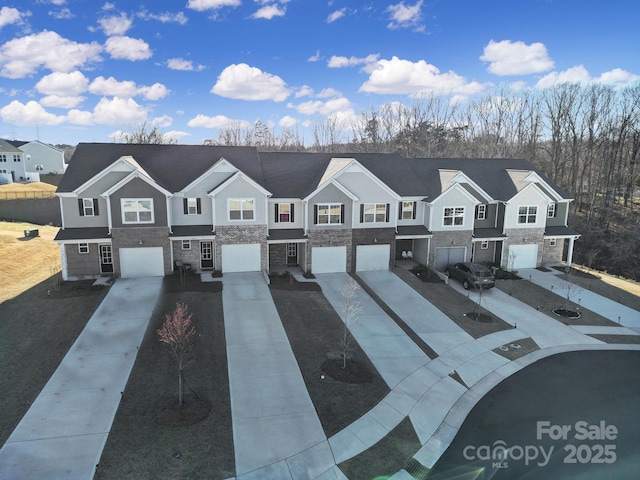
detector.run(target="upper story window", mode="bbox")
[274,203,295,223]
[443,207,464,226]
[78,198,99,217]
[13,154,20,162]
[361,203,389,223]
[78,243,89,254]
[547,203,557,218]
[229,198,254,220]
[518,206,537,224]
[122,198,154,224]
[184,198,201,215]
[476,204,486,220]
[400,201,416,220]
[0,154,6,162]
[182,240,191,250]
[315,203,343,225]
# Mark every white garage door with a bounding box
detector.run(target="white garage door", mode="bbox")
[221,244,261,273]
[434,247,466,271]
[120,247,164,278]
[356,244,390,271]
[508,244,538,269]
[312,246,347,274]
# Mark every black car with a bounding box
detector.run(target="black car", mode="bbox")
[446,262,495,290]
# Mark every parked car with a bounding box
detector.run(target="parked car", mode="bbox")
[446,262,495,290]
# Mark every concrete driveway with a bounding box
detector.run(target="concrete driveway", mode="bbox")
[0,277,162,480]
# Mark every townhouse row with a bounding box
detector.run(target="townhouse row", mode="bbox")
[54,143,579,280]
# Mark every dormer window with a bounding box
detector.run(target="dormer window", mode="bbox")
[274,203,295,223]
[476,204,486,220]
[184,198,201,215]
[400,201,416,220]
[547,203,557,218]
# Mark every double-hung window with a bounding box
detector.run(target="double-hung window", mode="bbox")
[547,203,556,218]
[315,204,343,224]
[122,198,154,224]
[184,198,201,215]
[0,154,6,162]
[476,204,486,220]
[518,206,537,224]
[182,240,191,250]
[13,154,20,162]
[400,201,416,220]
[274,203,294,223]
[229,198,254,220]
[78,198,99,217]
[443,207,464,226]
[78,243,89,254]
[362,203,389,223]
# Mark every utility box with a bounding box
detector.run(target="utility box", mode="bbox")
[24,229,39,238]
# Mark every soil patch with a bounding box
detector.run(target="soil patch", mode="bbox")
[588,334,640,344]
[96,282,234,480]
[393,267,512,339]
[271,288,389,437]
[154,396,211,427]
[410,266,444,284]
[269,274,322,291]
[321,358,373,383]
[553,265,599,279]
[463,312,493,323]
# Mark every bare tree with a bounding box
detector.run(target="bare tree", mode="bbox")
[157,303,196,406]
[340,279,363,369]
[120,121,176,144]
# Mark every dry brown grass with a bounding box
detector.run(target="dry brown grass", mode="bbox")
[0,182,57,199]
[0,221,60,303]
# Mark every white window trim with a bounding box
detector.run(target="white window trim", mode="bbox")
[401,201,414,220]
[82,198,95,217]
[121,198,155,224]
[186,198,198,215]
[518,205,538,224]
[182,240,191,250]
[363,203,387,223]
[228,198,255,221]
[443,206,465,227]
[317,203,342,225]
[549,238,557,246]
[278,203,292,223]
[480,240,489,250]
[547,203,556,218]
[78,242,89,254]
[476,204,486,220]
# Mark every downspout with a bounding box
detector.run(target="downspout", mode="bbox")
[59,196,66,229]
[103,194,113,235]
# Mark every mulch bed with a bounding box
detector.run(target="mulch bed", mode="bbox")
[269,273,322,291]
[553,265,600,279]
[492,337,540,361]
[270,287,390,437]
[321,358,374,383]
[96,279,234,480]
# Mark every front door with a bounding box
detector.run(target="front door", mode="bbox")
[286,243,297,266]
[201,241,213,269]
[100,245,113,273]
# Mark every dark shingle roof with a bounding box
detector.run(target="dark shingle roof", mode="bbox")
[57,143,262,193]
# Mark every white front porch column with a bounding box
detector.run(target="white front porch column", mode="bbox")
[566,236,576,266]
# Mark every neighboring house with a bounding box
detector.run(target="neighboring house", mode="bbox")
[54,143,579,280]
[6,140,66,175]
[0,139,29,184]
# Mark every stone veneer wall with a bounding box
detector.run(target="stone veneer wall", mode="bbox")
[351,227,396,271]
[110,226,172,276]
[64,242,103,278]
[305,229,353,273]
[215,225,269,271]
[541,238,565,265]
[428,230,473,266]
[269,243,287,268]
[172,240,204,272]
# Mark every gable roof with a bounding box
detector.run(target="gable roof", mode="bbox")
[0,139,23,153]
[57,143,262,194]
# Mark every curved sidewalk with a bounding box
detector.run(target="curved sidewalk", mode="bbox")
[0,278,162,480]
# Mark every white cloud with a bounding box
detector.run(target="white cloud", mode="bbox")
[150,114,173,127]
[186,0,241,11]
[251,4,286,19]
[290,96,352,116]
[40,95,85,108]
[0,31,102,78]
[480,40,554,76]
[167,57,205,71]
[279,115,298,127]
[48,0,67,6]
[66,109,93,125]
[98,13,132,36]
[295,85,314,98]
[92,97,147,125]
[89,76,169,100]
[49,8,74,20]
[308,50,321,62]
[137,9,188,25]
[35,71,89,96]
[317,87,342,98]
[211,63,291,101]
[386,1,424,31]
[535,65,640,89]
[0,6,28,28]
[165,130,190,141]
[327,8,346,23]
[328,54,379,69]
[104,36,152,61]
[359,56,487,97]
[0,100,65,126]
[187,113,250,129]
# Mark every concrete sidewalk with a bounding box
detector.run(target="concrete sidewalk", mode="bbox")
[521,268,640,333]
[0,278,162,480]
[222,273,331,479]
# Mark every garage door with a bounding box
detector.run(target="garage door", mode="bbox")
[120,247,164,278]
[312,246,347,274]
[356,244,390,271]
[221,244,261,273]
[508,244,538,269]
[434,247,466,271]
